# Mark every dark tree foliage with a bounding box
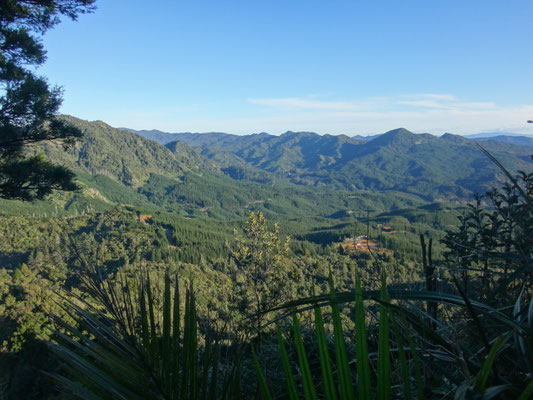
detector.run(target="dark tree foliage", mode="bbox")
[0,0,95,200]
[443,171,533,299]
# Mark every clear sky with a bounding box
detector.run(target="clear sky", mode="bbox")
[41,0,533,135]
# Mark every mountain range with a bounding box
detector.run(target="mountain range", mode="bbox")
[124,127,533,146]
[122,125,533,202]
[5,116,529,220]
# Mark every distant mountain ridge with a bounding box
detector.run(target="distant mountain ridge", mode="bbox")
[126,126,533,201]
[120,128,240,145]
[352,134,382,141]
[471,135,533,147]
[465,131,533,139]
[124,126,533,147]
[39,118,533,210]
[30,116,432,220]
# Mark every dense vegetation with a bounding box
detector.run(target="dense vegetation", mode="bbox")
[127,126,533,202]
[45,167,532,399]
[0,115,532,398]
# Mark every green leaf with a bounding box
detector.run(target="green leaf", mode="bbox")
[474,336,505,393]
[354,271,371,400]
[405,321,424,400]
[328,273,355,400]
[277,326,299,400]
[293,313,318,400]
[252,346,273,400]
[313,304,337,400]
[390,314,411,400]
[377,273,391,400]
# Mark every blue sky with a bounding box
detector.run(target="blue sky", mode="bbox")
[41,1,533,135]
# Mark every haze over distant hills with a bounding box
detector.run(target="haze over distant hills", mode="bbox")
[464,132,533,139]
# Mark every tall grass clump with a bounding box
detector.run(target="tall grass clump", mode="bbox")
[48,269,241,399]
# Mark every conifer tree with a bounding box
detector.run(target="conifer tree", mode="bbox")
[0,0,95,200]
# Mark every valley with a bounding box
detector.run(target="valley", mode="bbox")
[1,115,531,399]
[2,1,532,398]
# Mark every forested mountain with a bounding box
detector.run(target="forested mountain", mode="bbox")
[473,135,533,146]
[120,128,236,146]
[166,131,365,174]
[125,126,533,148]
[327,129,533,200]
[351,133,382,141]
[41,116,216,188]
[125,125,533,202]
[2,116,428,221]
[20,117,530,217]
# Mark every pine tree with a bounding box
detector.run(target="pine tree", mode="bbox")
[0,0,95,200]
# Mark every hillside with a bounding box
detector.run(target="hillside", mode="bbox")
[40,116,215,188]
[8,116,531,220]
[0,116,427,221]
[329,130,533,200]
[127,126,533,201]
[167,131,364,174]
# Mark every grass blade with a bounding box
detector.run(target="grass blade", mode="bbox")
[199,336,212,400]
[390,314,411,400]
[328,273,355,400]
[180,285,191,399]
[265,289,531,337]
[145,273,159,369]
[517,378,533,400]
[162,273,171,389]
[377,272,391,400]
[276,326,299,400]
[172,274,181,397]
[252,346,273,400]
[139,283,150,360]
[474,335,504,393]
[354,271,371,400]
[189,283,199,400]
[208,339,220,400]
[313,304,337,400]
[405,321,424,400]
[293,313,318,400]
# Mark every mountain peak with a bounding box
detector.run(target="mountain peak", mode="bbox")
[441,133,468,143]
[383,128,415,136]
[368,128,417,146]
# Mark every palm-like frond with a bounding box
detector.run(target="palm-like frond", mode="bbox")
[255,272,424,399]
[48,271,237,399]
